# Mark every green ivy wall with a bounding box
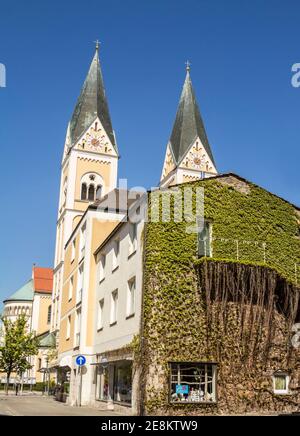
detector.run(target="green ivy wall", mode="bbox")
[141,175,300,415]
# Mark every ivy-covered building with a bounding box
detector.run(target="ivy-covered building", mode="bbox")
[48,47,300,415]
[139,174,300,415]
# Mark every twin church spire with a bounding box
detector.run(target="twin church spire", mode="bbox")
[66,45,217,186]
[68,44,117,152]
[160,64,217,186]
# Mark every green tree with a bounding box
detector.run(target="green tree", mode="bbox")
[0,315,38,394]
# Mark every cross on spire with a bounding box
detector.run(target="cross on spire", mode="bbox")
[185,60,191,72]
[94,40,100,51]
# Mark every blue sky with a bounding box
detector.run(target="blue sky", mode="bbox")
[0,0,299,303]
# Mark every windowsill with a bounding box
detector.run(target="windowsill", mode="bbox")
[112,265,119,273]
[274,391,291,396]
[128,250,137,260]
[126,313,135,320]
[110,321,117,327]
[97,327,103,333]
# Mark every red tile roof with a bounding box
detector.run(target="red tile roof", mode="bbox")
[33,267,53,294]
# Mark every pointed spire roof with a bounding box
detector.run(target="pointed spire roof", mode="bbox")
[69,46,116,149]
[169,67,215,167]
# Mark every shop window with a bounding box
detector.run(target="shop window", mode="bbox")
[273,372,290,395]
[98,361,132,405]
[113,362,132,404]
[170,362,217,403]
[198,219,212,257]
[98,365,109,401]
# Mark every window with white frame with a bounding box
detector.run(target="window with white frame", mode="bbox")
[71,239,76,262]
[66,315,71,340]
[75,308,81,348]
[99,253,106,282]
[273,372,290,395]
[127,277,136,318]
[79,223,86,259]
[97,299,104,331]
[110,290,118,325]
[198,219,212,258]
[77,265,84,303]
[129,222,137,256]
[112,239,120,271]
[68,276,74,301]
[170,362,217,403]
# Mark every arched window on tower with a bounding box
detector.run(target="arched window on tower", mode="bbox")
[80,173,103,202]
[96,185,102,200]
[81,183,87,200]
[88,184,95,201]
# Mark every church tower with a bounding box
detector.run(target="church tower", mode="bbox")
[51,44,119,333]
[160,64,217,187]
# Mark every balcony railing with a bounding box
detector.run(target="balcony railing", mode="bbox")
[200,237,300,286]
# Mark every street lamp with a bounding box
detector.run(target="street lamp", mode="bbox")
[46,357,50,395]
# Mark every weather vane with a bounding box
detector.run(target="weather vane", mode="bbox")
[94,40,100,51]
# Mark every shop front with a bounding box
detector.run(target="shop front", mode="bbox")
[96,359,133,407]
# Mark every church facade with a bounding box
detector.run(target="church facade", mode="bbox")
[1,266,55,385]
[49,46,300,415]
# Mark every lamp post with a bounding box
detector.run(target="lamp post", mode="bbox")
[46,357,50,395]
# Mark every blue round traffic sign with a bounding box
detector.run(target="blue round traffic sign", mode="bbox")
[76,355,86,366]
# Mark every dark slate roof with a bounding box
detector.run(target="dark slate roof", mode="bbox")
[169,70,216,167]
[69,48,116,149]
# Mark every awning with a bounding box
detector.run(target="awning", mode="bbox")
[59,355,72,368]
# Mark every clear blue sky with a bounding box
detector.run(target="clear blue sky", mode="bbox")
[0,0,299,304]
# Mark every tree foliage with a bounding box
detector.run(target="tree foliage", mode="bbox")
[0,315,38,390]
